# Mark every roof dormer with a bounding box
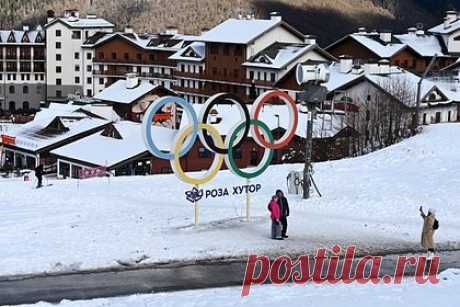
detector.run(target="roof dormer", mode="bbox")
[21,32,30,43]
[7,31,16,43]
[35,32,44,43]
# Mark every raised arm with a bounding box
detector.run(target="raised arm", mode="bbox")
[419,206,426,218]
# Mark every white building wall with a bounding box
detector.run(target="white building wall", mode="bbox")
[446,29,460,53]
[246,26,303,59]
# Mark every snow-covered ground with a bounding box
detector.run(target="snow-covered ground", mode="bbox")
[1,124,460,277]
[12,269,460,307]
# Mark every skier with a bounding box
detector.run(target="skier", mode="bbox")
[268,195,283,240]
[35,164,44,188]
[276,190,290,238]
[419,206,439,259]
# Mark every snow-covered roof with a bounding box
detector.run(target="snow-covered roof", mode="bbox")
[349,34,406,58]
[394,33,444,57]
[82,32,183,51]
[333,33,447,58]
[47,17,114,29]
[429,19,460,34]
[243,43,316,69]
[180,104,346,139]
[199,18,283,44]
[94,80,159,104]
[4,115,109,152]
[169,42,206,62]
[324,62,460,107]
[0,30,45,45]
[51,122,177,167]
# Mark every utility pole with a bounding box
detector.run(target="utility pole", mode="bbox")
[295,63,329,200]
[303,106,314,199]
[415,54,437,132]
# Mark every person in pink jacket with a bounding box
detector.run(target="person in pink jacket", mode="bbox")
[268,196,283,240]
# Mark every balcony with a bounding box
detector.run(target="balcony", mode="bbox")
[5,54,17,60]
[140,72,173,79]
[20,55,31,61]
[174,71,207,79]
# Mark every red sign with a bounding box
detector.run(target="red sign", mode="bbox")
[1,135,16,145]
[154,113,172,121]
[78,167,108,179]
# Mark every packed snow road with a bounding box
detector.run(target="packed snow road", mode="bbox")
[0,124,460,277]
[1,250,460,306]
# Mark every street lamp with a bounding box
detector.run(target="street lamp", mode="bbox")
[295,63,330,200]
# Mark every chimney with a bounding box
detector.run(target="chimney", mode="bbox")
[125,73,139,89]
[339,55,353,73]
[408,27,417,35]
[165,26,178,35]
[304,35,317,45]
[46,10,55,23]
[270,12,282,22]
[352,64,363,75]
[378,59,391,74]
[358,27,367,34]
[416,29,425,36]
[444,10,458,28]
[380,30,392,43]
[22,25,30,32]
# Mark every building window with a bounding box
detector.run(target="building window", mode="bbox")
[55,30,61,37]
[87,65,92,72]
[448,111,452,122]
[72,31,81,39]
[270,73,276,82]
[99,78,104,85]
[98,52,104,59]
[56,66,62,73]
[9,86,15,94]
[212,67,218,75]
[86,89,92,96]
[249,71,254,80]
[124,53,129,60]
[9,101,15,112]
[234,45,243,56]
[149,54,155,61]
[75,76,80,84]
[56,54,61,61]
[234,69,239,78]
[75,52,80,59]
[56,78,62,85]
[223,45,230,56]
[23,101,29,111]
[198,147,211,158]
[136,53,142,61]
[75,65,80,72]
[86,53,92,60]
[87,77,92,84]
[232,148,242,159]
[210,45,218,55]
[23,86,29,94]
[56,42,61,49]
[56,90,62,98]
[111,52,116,60]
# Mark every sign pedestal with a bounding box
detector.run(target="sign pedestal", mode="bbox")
[246,179,250,222]
[195,185,200,226]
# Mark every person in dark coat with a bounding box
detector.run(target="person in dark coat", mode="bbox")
[35,164,43,188]
[276,189,290,238]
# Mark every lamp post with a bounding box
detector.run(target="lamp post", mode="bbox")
[415,54,437,132]
[295,63,330,200]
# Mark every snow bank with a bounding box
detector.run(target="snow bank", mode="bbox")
[1,124,460,276]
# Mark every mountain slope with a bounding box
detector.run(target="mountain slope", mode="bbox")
[1,0,460,45]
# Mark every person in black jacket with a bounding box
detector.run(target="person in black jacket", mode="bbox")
[276,189,290,238]
[35,164,44,188]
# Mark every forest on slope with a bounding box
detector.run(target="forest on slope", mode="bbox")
[1,0,460,45]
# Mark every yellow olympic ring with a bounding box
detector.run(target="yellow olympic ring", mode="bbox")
[171,123,225,185]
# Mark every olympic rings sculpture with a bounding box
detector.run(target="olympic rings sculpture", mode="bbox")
[141,90,299,185]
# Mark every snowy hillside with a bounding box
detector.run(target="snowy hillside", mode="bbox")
[1,124,460,277]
